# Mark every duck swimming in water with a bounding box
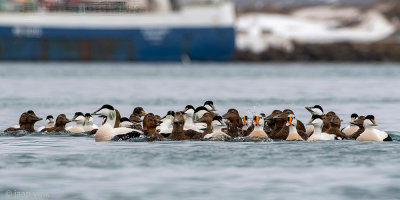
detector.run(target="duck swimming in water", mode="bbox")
[194,106,210,122]
[67,112,86,133]
[157,111,175,137]
[37,115,55,132]
[92,105,143,142]
[168,112,190,140]
[222,108,243,138]
[326,113,346,139]
[356,115,392,142]
[341,113,360,137]
[305,105,331,135]
[285,114,307,141]
[41,114,71,133]
[270,109,306,140]
[5,110,42,133]
[83,113,98,132]
[143,114,164,139]
[247,115,269,138]
[183,105,206,132]
[129,107,146,131]
[204,116,231,140]
[307,115,341,141]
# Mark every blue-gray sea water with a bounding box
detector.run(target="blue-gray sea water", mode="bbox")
[0,62,399,200]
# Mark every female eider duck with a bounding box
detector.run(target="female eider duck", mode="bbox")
[129,107,146,131]
[285,114,306,141]
[247,115,269,138]
[203,116,231,140]
[222,108,243,138]
[92,105,143,142]
[341,113,360,137]
[37,115,55,132]
[67,112,86,133]
[83,113,98,132]
[5,111,42,133]
[307,115,341,141]
[41,114,71,133]
[168,112,190,140]
[143,114,164,139]
[356,115,392,142]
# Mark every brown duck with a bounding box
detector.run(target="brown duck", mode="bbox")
[222,109,243,138]
[4,110,42,133]
[41,114,71,133]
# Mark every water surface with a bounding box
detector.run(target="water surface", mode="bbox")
[0,62,399,200]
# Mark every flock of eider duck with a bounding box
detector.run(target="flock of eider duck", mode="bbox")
[3,101,392,142]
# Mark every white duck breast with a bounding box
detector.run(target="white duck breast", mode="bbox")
[93,105,143,142]
[68,115,86,133]
[37,117,55,132]
[342,114,360,137]
[204,117,231,140]
[307,116,338,141]
[286,115,304,141]
[157,115,174,135]
[83,115,98,132]
[248,115,269,138]
[184,108,206,132]
[357,116,391,142]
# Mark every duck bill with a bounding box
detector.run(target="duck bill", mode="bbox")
[211,105,217,111]
[372,120,378,126]
[141,110,146,116]
[285,122,292,126]
[305,107,313,112]
[306,119,313,126]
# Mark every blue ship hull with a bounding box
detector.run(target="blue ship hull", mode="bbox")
[0,26,235,61]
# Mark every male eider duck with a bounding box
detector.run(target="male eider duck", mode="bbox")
[119,117,134,128]
[307,115,341,141]
[41,114,71,133]
[204,116,231,140]
[83,113,98,132]
[183,105,206,132]
[37,115,55,132]
[204,100,217,112]
[247,115,269,138]
[285,114,306,141]
[356,115,392,142]
[157,111,175,137]
[341,113,360,137]
[194,106,210,121]
[92,105,143,142]
[67,112,86,133]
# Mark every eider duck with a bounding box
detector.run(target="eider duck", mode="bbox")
[285,114,307,141]
[67,112,86,133]
[194,106,210,121]
[143,114,164,139]
[129,107,146,131]
[83,113,98,132]
[198,112,214,137]
[37,115,55,132]
[204,116,231,140]
[204,100,217,112]
[247,115,269,138]
[341,113,360,137]
[270,109,306,140]
[326,113,346,139]
[356,115,392,142]
[222,108,243,138]
[307,115,341,141]
[119,117,134,128]
[41,114,71,133]
[183,105,206,132]
[157,111,175,137]
[4,110,42,133]
[168,112,190,140]
[92,105,142,142]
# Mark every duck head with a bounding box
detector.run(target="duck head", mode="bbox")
[306,115,323,128]
[305,105,324,115]
[253,115,265,127]
[72,112,85,125]
[286,114,297,127]
[92,104,117,126]
[350,113,358,124]
[84,113,93,125]
[55,114,71,127]
[46,115,55,125]
[119,117,134,128]
[211,116,225,129]
[133,107,146,117]
[204,100,217,112]
[194,106,209,121]
[364,115,378,128]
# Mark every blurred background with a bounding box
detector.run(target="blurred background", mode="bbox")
[0,0,399,62]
